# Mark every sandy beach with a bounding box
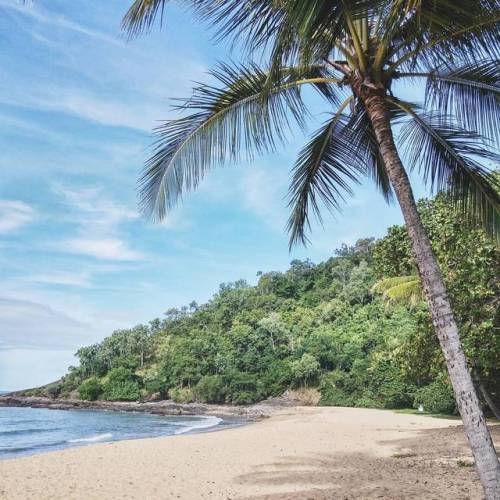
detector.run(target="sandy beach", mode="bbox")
[0,406,497,499]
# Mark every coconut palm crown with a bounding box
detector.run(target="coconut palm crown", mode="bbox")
[122,1,500,497]
[124,0,499,246]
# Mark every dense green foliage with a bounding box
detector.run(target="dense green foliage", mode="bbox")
[414,377,456,415]
[373,195,500,403]
[77,377,102,401]
[101,368,142,401]
[37,195,498,415]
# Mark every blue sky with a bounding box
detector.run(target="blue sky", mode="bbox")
[0,0,428,390]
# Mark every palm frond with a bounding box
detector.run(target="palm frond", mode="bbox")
[122,0,168,37]
[139,62,340,221]
[286,97,411,247]
[424,61,500,142]
[204,0,372,53]
[350,110,394,203]
[389,2,500,72]
[395,104,500,242]
[372,275,423,308]
[123,0,375,70]
[286,104,363,248]
[396,60,500,141]
[287,97,402,247]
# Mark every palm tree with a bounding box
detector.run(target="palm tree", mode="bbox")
[122,1,500,496]
[373,275,500,419]
[372,275,422,307]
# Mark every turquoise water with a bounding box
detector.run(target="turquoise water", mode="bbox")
[0,407,236,459]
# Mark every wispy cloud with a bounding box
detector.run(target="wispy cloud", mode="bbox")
[60,237,144,261]
[0,1,207,131]
[0,200,36,233]
[0,0,122,46]
[0,296,92,350]
[50,183,144,261]
[52,183,138,228]
[24,271,92,288]
[0,88,165,132]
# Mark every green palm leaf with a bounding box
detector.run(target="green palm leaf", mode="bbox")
[395,105,500,241]
[372,275,423,307]
[138,62,340,221]
[287,104,398,247]
[424,61,500,142]
[396,60,500,141]
[287,105,362,247]
[387,0,500,72]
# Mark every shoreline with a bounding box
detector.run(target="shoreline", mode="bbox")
[0,395,282,420]
[1,406,495,499]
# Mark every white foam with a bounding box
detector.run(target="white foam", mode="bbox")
[173,416,222,435]
[68,432,113,443]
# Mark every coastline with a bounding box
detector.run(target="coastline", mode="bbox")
[0,395,282,420]
[1,406,497,499]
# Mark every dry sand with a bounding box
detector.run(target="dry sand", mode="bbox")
[0,406,498,499]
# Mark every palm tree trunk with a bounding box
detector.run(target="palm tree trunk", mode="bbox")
[363,90,500,499]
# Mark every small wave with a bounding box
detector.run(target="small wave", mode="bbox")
[68,433,113,443]
[1,440,67,455]
[173,416,222,435]
[0,428,52,437]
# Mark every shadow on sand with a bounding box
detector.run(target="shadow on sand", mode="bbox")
[234,425,498,499]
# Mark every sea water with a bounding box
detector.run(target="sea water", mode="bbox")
[0,406,237,459]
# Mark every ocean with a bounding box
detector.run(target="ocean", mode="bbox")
[0,406,237,459]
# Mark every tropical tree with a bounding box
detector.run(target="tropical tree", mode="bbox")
[373,274,500,419]
[372,275,422,307]
[122,1,500,496]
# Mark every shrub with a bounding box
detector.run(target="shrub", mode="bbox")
[354,392,384,409]
[102,368,141,401]
[59,372,81,395]
[169,387,195,403]
[111,355,140,371]
[291,353,320,388]
[46,382,62,399]
[224,371,261,404]
[414,377,456,414]
[258,361,293,398]
[194,375,226,403]
[366,361,415,409]
[377,379,415,409]
[78,377,102,401]
[143,377,167,398]
[318,371,355,406]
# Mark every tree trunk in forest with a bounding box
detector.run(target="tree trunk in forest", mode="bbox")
[362,89,500,499]
[479,379,500,420]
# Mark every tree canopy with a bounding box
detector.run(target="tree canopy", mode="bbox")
[27,193,498,415]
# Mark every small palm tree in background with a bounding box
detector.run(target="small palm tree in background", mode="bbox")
[373,274,500,420]
[372,275,422,307]
[122,1,500,495]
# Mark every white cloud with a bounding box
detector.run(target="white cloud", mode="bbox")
[49,183,144,261]
[10,88,162,132]
[52,183,138,228]
[0,0,207,131]
[0,297,92,350]
[59,237,144,261]
[0,200,36,233]
[25,271,91,288]
[0,0,121,46]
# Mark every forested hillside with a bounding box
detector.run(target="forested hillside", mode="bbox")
[30,195,499,415]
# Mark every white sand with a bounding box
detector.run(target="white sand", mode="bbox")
[0,407,484,499]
